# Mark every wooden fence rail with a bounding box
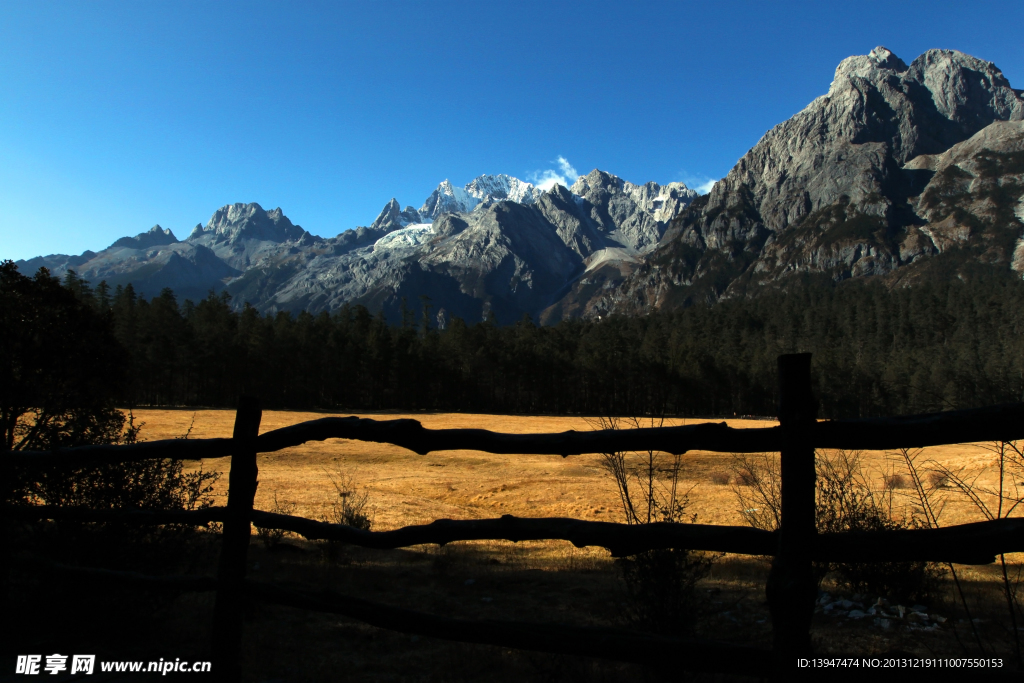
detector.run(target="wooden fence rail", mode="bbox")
[8,505,1024,565]
[10,401,1024,467]
[5,353,1024,681]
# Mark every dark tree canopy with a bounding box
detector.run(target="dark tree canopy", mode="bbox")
[1,261,127,451]
[14,263,1017,420]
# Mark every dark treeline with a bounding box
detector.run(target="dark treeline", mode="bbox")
[51,265,1024,419]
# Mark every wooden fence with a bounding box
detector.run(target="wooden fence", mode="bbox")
[5,353,1024,680]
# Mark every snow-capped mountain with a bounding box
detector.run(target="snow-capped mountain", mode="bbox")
[419,174,544,221]
[16,171,696,323]
[465,174,543,205]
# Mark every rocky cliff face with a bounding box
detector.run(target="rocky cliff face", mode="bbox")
[907,120,1024,270]
[601,47,1024,314]
[570,170,698,252]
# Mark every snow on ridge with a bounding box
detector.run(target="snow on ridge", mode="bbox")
[373,224,434,250]
[465,174,541,205]
[449,184,481,212]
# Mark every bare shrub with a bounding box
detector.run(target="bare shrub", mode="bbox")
[731,449,942,603]
[590,416,718,637]
[730,453,781,533]
[318,468,372,562]
[921,442,1024,665]
[735,467,757,487]
[321,470,372,530]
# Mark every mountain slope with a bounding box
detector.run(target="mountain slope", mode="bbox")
[601,47,1024,314]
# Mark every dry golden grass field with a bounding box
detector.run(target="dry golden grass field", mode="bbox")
[135,408,1017,533]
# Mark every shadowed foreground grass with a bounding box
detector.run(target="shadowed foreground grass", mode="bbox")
[6,527,1020,682]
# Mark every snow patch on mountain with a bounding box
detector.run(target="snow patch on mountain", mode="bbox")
[373,224,434,250]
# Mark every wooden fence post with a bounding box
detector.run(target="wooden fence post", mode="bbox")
[211,396,262,683]
[767,353,817,671]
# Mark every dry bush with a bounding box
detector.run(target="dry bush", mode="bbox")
[735,467,757,487]
[12,412,220,573]
[709,471,731,486]
[731,449,942,603]
[882,473,910,491]
[317,468,372,562]
[321,470,372,530]
[590,416,719,637]
[919,441,1024,664]
[730,453,781,533]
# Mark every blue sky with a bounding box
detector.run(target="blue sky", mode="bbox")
[2,0,1023,261]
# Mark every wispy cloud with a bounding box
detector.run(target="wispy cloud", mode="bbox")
[529,156,580,191]
[696,179,717,194]
[677,171,719,195]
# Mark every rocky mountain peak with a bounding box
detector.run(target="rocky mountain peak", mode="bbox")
[190,202,306,244]
[369,198,424,232]
[869,45,908,71]
[207,202,267,231]
[419,174,540,221]
[570,169,623,196]
[370,198,402,229]
[420,180,470,220]
[569,170,698,225]
[905,49,1023,132]
[699,46,1024,236]
[109,224,179,250]
[833,45,908,83]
